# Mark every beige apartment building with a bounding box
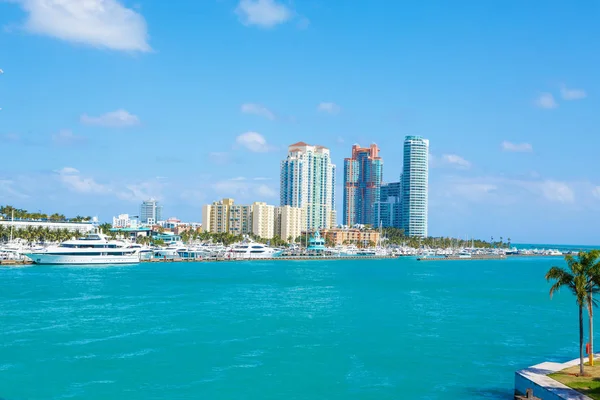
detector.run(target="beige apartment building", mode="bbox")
[276,205,305,242]
[202,198,303,241]
[252,202,276,239]
[321,228,380,247]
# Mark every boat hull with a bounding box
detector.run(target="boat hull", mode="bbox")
[23,253,140,265]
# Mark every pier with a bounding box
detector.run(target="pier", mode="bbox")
[417,255,507,261]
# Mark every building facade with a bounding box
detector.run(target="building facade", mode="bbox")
[401,136,429,237]
[202,198,235,234]
[343,144,383,227]
[0,220,96,233]
[252,202,276,239]
[280,142,336,230]
[276,205,305,242]
[202,199,303,240]
[321,228,380,247]
[374,181,402,229]
[140,199,162,225]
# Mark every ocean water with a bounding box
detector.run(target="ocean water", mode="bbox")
[0,257,585,399]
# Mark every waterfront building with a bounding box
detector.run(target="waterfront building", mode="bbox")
[0,219,96,234]
[374,181,402,229]
[343,144,383,227]
[401,136,429,237]
[321,227,380,247]
[275,205,305,242]
[202,198,235,234]
[252,202,276,239]
[140,199,162,225]
[280,142,336,230]
[202,199,303,240]
[112,214,135,229]
[228,205,253,236]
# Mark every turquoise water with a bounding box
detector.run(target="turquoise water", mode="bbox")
[0,257,584,399]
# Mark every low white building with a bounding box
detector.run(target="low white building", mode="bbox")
[0,220,96,233]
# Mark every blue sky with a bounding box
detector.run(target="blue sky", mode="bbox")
[0,0,599,244]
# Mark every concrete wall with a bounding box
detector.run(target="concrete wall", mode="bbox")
[515,358,594,400]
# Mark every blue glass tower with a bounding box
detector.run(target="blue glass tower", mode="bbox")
[401,136,429,237]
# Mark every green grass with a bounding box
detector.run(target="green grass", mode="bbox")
[548,362,600,399]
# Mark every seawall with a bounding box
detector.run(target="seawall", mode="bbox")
[515,357,596,399]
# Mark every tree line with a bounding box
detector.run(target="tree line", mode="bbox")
[0,225,82,243]
[0,205,92,222]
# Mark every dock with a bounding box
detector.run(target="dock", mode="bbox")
[417,255,507,261]
[142,255,400,263]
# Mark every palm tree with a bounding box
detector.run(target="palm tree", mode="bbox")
[584,250,600,365]
[546,254,596,376]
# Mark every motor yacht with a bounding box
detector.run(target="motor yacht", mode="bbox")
[226,242,281,259]
[23,232,139,265]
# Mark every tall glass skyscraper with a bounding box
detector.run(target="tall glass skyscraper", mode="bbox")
[374,181,401,229]
[280,142,336,230]
[342,144,383,226]
[401,136,429,237]
[140,198,162,225]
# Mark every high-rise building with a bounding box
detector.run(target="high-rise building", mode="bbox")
[202,198,303,240]
[342,144,383,226]
[252,202,276,239]
[280,142,336,230]
[140,199,162,225]
[229,204,253,236]
[401,136,429,237]
[374,181,401,229]
[275,205,305,242]
[202,198,235,234]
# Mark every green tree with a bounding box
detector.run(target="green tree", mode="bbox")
[546,252,599,376]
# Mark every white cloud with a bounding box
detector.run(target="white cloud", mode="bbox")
[441,154,471,169]
[16,0,151,52]
[560,84,587,101]
[52,129,85,145]
[56,167,110,194]
[241,103,276,120]
[236,0,292,28]
[80,109,140,127]
[537,180,574,203]
[117,181,162,202]
[336,136,345,144]
[253,177,271,181]
[535,93,558,109]
[317,102,341,114]
[255,184,277,198]
[502,141,533,153]
[592,186,600,200]
[235,131,272,152]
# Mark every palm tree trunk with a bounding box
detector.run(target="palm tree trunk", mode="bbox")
[580,304,585,376]
[590,293,594,366]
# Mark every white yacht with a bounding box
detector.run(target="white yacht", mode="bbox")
[23,233,139,265]
[227,242,281,259]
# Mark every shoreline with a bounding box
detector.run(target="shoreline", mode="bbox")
[0,253,567,266]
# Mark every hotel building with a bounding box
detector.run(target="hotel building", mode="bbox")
[280,142,336,230]
[343,144,383,227]
[401,136,429,237]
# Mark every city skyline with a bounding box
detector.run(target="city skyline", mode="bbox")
[0,1,599,244]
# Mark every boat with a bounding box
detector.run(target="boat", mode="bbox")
[226,241,281,259]
[23,232,140,265]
